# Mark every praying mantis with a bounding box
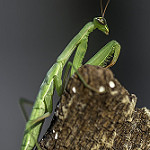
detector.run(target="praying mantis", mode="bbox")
[21,0,121,149]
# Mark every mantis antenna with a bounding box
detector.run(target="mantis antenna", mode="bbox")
[100,0,110,17]
[100,0,103,17]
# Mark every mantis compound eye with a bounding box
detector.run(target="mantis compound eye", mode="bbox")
[97,17,107,25]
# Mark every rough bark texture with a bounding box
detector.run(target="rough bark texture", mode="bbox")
[39,65,150,150]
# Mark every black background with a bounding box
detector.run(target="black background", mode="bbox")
[0,0,150,149]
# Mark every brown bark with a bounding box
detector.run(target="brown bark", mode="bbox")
[39,65,150,150]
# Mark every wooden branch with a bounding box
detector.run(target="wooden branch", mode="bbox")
[38,64,150,150]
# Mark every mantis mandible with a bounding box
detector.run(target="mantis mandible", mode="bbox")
[21,0,121,149]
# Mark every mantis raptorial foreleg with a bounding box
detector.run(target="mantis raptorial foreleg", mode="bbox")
[21,2,121,150]
[71,38,88,75]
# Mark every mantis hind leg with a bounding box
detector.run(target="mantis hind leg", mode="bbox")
[19,97,51,125]
[19,98,34,121]
[19,98,42,150]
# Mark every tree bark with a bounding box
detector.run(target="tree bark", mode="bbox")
[38,65,150,150]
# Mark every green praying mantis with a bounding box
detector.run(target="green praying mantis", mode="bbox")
[21,0,121,149]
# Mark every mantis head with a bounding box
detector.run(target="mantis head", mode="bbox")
[94,0,110,35]
[93,17,109,35]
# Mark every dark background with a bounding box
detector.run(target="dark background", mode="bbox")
[0,0,150,149]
